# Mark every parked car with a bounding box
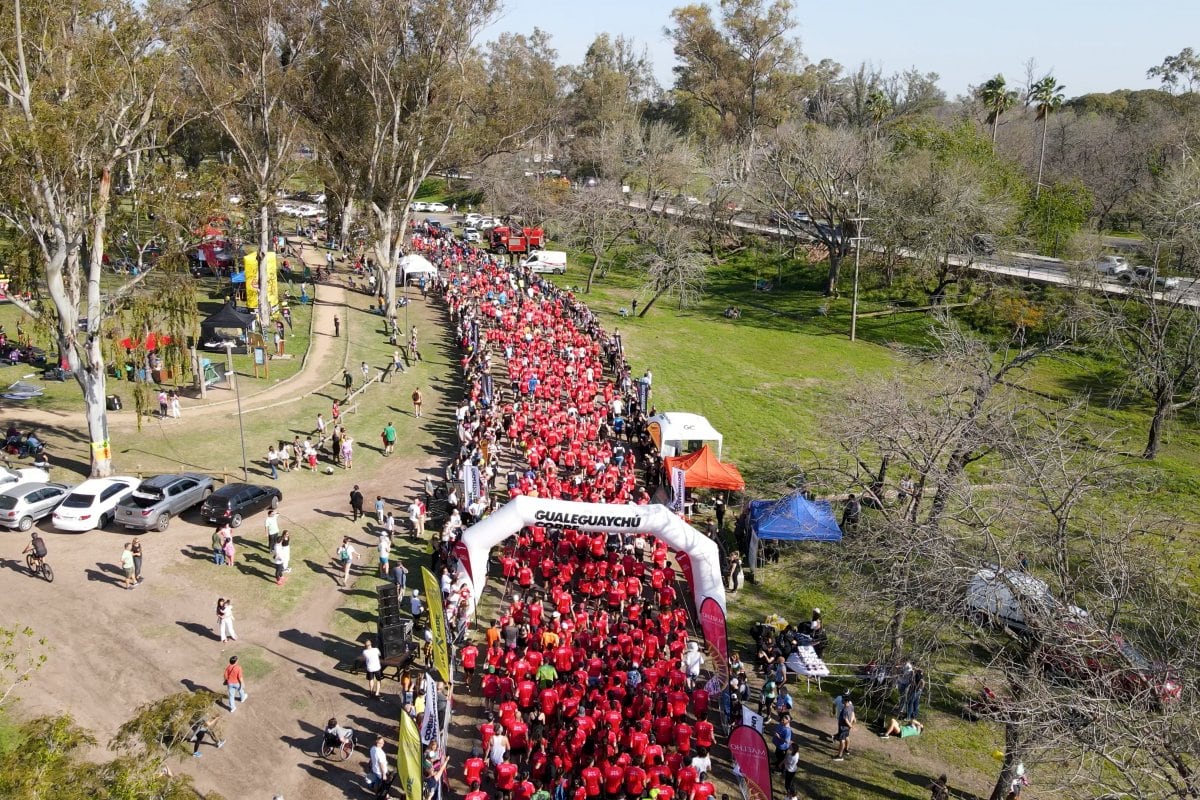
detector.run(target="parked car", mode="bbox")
[0,467,50,491]
[969,234,997,257]
[200,483,281,527]
[463,227,481,243]
[51,477,139,532]
[1093,255,1131,277]
[477,217,499,230]
[410,201,429,212]
[1041,625,1183,706]
[0,482,70,531]
[463,212,483,226]
[965,566,1088,633]
[116,473,215,531]
[426,202,449,213]
[1121,266,1180,290]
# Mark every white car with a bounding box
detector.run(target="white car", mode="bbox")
[463,212,483,226]
[426,202,449,213]
[1094,255,1130,277]
[410,201,429,212]
[51,476,138,532]
[463,227,481,243]
[0,466,50,491]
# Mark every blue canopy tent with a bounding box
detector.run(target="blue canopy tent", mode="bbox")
[747,492,842,569]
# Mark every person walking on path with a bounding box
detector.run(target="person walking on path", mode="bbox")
[391,560,408,593]
[211,526,226,565]
[217,598,237,642]
[368,736,390,797]
[382,422,397,456]
[170,391,182,419]
[772,714,793,768]
[833,699,856,761]
[333,315,340,337]
[222,530,236,567]
[266,444,279,480]
[336,537,358,587]
[130,537,144,583]
[393,349,406,375]
[363,639,384,698]
[378,531,392,578]
[341,434,354,469]
[189,716,224,757]
[265,508,282,550]
[120,543,137,590]
[411,387,423,418]
[375,495,386,524]
[224,655,247,713]
[350,485,365,521]
[384,512,396,539]
[273,532,291,586]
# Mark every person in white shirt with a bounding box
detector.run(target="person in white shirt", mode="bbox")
[683,641,704,685]
[362,639,384,698]
[691,748,712,780]
[336,537,358,587]
[368,736,389,792]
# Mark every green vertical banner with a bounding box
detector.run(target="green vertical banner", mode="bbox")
[398,711,423,800]
[422,567,451,683]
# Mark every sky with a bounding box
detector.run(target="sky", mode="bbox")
[483,0,1200,99]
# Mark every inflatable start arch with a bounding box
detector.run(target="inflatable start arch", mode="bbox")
[455,496,727,615]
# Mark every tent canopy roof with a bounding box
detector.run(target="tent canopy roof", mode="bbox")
[647,412,723,458]
[663,445,745,491]
[749,492,842,543]
[399,254,437,275]
[200,302,254,332]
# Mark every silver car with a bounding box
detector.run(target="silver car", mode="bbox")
[0,482,70,531]
[116,472,214,531]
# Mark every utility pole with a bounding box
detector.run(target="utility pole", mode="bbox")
[849,216,870,342]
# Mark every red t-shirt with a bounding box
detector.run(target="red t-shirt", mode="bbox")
[603,763,625,794]
[464,757,485,786]
[695,720,715,748]
[467,791,490,800]
[495,762,518,791]
[461,645,479,670]
[514,782,535,800]
[624,765,647,796]
[539,687,560,715]
[508,721,529,751]
[581,766,602,797]
[517,680,536,708]
[694,782,716,800]
[677,765,698,795]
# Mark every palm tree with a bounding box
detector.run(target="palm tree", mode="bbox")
[978,74,1017,148]
[1028,75,1065,199]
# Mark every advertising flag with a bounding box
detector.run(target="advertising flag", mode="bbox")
[740,706,764,733]
[729,725,774,800]
[699,597,730,688]
[670,467,687,513]
[420,672,440,744]
[422,567,451,683]
[398,711,423,800]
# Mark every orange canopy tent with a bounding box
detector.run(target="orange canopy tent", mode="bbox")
[663,445,746,491]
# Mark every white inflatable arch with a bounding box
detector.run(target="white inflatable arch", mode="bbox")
[456,497,727,614]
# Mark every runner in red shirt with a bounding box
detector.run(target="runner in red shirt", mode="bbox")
[464,756,486,788]
[580,762,602,797]
[460,644,479,685]
[466,782,490,800]
[623,764,648,797]
[603,761,625,799]
[495,756,518,795]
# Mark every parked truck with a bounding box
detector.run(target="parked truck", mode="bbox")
[489,225,544,254]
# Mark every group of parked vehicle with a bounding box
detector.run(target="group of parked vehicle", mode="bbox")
[0,466,282,534]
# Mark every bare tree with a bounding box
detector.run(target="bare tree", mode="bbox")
[548,184,634,292]
[634,217,709,316]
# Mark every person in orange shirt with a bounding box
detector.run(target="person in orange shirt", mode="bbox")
[223,655,247,712]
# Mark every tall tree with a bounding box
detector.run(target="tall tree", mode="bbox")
[0,0,181,476]
[1029,74,1065,199]
[666,0,802,157]
[978,73,1018,147]
[566,33,656,137]
[1147,47,1200,94]
[180,0,321,329]
[302,1,556,311]
[752,123,879,295]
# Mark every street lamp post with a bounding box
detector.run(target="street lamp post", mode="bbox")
[849,216,870,342]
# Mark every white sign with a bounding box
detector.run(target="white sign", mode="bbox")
[741,706,764,733]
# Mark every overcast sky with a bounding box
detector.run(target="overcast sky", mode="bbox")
[483,0,1199,99]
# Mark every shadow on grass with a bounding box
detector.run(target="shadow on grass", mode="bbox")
[176,620,219,641]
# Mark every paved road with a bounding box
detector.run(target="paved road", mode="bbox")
[626,198,1199,309]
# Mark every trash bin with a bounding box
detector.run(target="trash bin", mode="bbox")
[106,394,122,411]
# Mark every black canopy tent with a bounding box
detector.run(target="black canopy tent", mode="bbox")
[198,302,255,353]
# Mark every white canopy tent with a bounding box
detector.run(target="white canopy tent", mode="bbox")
[646,412,724,459]
[397,253,437,284]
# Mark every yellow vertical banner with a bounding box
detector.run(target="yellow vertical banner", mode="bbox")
[243,251,278,309]
[243,252,259,309]
[398,711,423,800]
[422,567,450,683]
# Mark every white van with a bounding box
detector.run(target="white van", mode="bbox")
[521,250,567,275]
[965,566,1088,633]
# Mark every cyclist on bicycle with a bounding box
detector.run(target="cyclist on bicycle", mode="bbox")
[23,532,47,568]
[324,717,355,749]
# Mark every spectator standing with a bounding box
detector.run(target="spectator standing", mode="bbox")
[782,743,801,797]
[170,391,182,419]
[368,736,390,797]
[363,639,384,698]
[375,495,386,524]
[411,387,423,418]
[266,445,279,480]
[130,537,144,583]
[333,315,340,337]
[841,493,861,532]
[224,655,247,712]
[350,485,365,521]
[217,598,237,642]
[211,526,226,565]
[771,715,793,768]
[120,543,137,590]
[833,699,855,760]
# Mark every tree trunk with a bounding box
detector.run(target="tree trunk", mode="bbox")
[1144,384,1173,459]
[991,113,1000,148]
[256,202,272,329]
[77,353,114,478]
[585,246,604,293]
[1035,114,1049,200]
[824,251,842,296]
[637,284,669,317]
[340,197,356,246]
[988,720,1022,800]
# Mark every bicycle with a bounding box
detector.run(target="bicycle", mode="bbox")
[25,554,53,583]
[319,731,356,761]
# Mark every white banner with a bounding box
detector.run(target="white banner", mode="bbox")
[671,467,687,513]
[462,465,476,505]
[741,705,764,733]
[420,673,440,744]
